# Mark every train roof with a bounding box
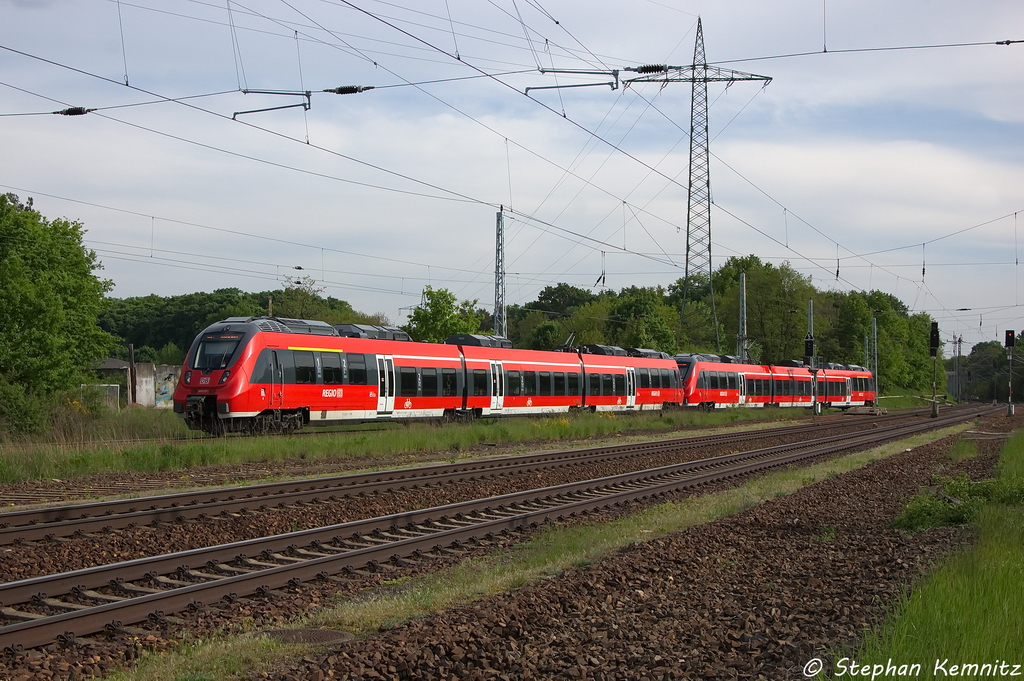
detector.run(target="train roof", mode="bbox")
[444,334,514,349]
[625,348,672,359]
[218,317,337,335]
[580,344,628,356]
[334,324,412,342]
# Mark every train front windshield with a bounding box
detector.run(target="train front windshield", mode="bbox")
[193,334,244,370]
[676,360,694,383]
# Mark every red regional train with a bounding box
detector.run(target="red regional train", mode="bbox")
[172,317,685,435]
[674,354,876,410]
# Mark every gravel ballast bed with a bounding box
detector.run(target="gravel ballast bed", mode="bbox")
[0,415,1008,679]
[258,424,1007,681]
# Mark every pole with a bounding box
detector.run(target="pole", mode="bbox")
[872,317,878,402]
[128,343,137,405]
[1009,347,1015,417]
[738,272,747,361]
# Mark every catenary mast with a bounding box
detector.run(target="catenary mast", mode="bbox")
[625,18,771,349]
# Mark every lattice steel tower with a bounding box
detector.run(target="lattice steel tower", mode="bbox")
[625,18,771,341]
[494,209,507,338]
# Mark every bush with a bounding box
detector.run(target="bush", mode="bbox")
[893,474,1024,531]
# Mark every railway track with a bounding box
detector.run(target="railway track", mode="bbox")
[0,409,938,545]
[0,405,992,652]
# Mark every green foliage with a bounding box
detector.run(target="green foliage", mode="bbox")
[524,283,597,315]
[100,282,388,359]
[402,286,483,343]
[0,194,115,432]
[892,474,1024,531]
[528,320,562,350]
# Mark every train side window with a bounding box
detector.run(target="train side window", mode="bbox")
[251,350,272,384]
[568,372,580,396]
[347,354,368,385]
[293,351,316,384]
[473,369,489,396]
[506,371,521,396]
[322,353,343,385]
[539,371,552,396]
[697,371,706,389]
[671,370,680,389]
[727,373,737,390]
[400,367,418,397]
[614,374,626,396]
[660,369,672,389]
[588,373,600,396]
[422,368,438,396]
[709,372,719,390]
[441,368,458,396]
[639,368,651,389]
[553,372,565,395]
[524,371,537,396]
[601,373,612,395]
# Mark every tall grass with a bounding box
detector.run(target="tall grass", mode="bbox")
[0,406,803,485]
[838,430,1024,677]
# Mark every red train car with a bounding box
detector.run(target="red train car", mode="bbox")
[172,318,683,435]
[675,354,875,411]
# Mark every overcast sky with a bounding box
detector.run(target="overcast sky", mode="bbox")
[2,0,1023,352]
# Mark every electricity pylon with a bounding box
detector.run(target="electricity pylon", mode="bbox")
[625,18,771,348]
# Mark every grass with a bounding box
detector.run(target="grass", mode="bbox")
[828,430,1024,678]
[0,405,809,486]
[110,424,971,681]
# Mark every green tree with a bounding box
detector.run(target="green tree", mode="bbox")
[525,283,597,315]
[0,194,115,431]
[716,258,816,363]
[607,287,677,355]
[402,286,482,343]
[527,320,563,351]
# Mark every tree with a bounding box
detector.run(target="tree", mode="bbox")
[0,194,115,430]
[402,286,482,343]
[525,283,597,315]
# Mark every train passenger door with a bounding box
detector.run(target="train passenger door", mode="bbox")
[270,350,284,408]
[625,368,636,408]
[376,355,395,415]
[738,373,747,405]
[490,361,504,412]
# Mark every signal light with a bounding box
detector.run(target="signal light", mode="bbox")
[804,336,814,360]
[1007,330,1016,348]
[929,322,939,357]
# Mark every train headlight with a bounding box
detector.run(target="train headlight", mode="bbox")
[218,370,231,384]
[184,370,192,385]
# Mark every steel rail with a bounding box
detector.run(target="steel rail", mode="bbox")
[0,407,990,652]
[0,410,933,544]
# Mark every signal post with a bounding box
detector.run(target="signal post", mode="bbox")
[1007,330,1016,417]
